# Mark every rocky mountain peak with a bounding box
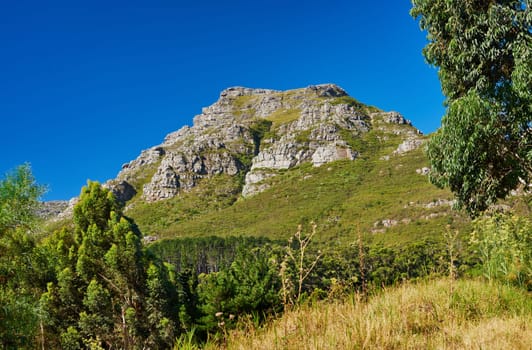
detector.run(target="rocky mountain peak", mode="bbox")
[219,86,280,98]
[307,83,348,97]
[104,84,421,202]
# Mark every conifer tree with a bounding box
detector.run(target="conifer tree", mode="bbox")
[41,181,179,349]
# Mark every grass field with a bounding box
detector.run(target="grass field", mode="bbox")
[200,278,532,350]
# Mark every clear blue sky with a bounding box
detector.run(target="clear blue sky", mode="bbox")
[0,0,445,200]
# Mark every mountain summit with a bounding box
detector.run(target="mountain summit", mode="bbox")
[107,84,422,203]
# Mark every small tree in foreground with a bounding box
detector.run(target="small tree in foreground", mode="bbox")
[41,181,178,349]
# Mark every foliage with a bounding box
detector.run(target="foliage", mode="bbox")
[249,119,273,155]
[470,213,532,290]
[411,0,532,215]
[0,164,45,349]
[367,239,448,287]
[196,245,281,334]
[0,170,495,348]
[0,288,39,349]
[0,163,45,234]
[73,181,120,233]
[40,181,178,349]
[148,235,277,273]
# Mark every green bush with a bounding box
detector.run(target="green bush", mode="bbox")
[470,213,532,290]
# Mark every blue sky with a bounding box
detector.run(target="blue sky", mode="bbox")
[0,0,444,200]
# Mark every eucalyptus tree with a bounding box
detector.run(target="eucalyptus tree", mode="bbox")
[411,0,531,215]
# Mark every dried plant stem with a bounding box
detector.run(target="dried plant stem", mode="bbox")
[281,222,322,309]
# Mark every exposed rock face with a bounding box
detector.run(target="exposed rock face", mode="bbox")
[379,111,411,125]
[312,145,357,167]
[394,138,424,155]
[240,86,369,196]
[107,181,137,203]
[37,200,69,219]
[43,197,78,222]
[102,84,421,201]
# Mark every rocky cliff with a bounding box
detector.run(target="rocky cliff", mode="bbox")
[105,84,422,203]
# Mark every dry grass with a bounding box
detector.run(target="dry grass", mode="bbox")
[265,108,301,126]
[208,279,531,350]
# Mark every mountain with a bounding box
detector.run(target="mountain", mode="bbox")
[109,84,400,201]
[71,83,468,245]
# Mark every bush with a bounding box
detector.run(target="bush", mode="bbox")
[470,213,532,290]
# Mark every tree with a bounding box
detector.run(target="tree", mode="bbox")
[411,0,531,215]
[41,181,179,349]
[0,163,45,235]
[196,246,281,334]
[0,164,45,349]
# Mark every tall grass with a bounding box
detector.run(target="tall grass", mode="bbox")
[209,279,531,349]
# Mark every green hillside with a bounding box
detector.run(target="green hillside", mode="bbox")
[126,126,466,247]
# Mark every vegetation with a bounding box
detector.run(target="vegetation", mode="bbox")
[127,138,468,246]
[471,213,532,290]
[231,95,257,110]
[127,174,242,236]
[265,108,301,126]
[411,0,532,215]
[2,128,531,349]
[3,11,531,344]
[329,95,365,112]
[216,279,532,350]
[39,181,178,349]
[249,119,273,155]
[0,164,45,349]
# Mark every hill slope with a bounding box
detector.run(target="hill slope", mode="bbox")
[99,84,467,244]
[46,84,472,246]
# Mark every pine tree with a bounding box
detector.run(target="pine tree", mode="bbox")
[40,181,180,349]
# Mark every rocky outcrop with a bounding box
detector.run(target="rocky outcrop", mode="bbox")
[42,197,78,222]
[101,84,421,201]
[37,200,69,219]
[108,181,137,203]
[312,145,357,167]
[379,111,411,125]
[394,138,424,155]
[416,167,430,176]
